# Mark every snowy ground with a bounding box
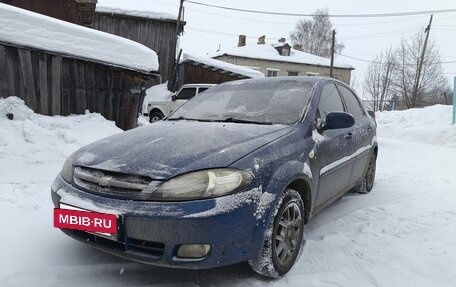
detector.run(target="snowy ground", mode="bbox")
[1,98,455,286]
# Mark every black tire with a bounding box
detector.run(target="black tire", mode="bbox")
[249,189,305,278]
[353,152,377,194]
[149,111,164,123]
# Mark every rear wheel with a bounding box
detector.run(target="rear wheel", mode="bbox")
[353,152,377,194]
[249,189,304,278]
[149,111,164,123]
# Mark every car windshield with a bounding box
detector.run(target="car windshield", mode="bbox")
[168,80,315,125]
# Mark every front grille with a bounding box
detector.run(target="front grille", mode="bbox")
[67,230,165,257]
[126,238,165,256]
[73,166,161,200]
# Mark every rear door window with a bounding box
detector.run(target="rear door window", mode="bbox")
[198,87,209,94]
[337,84,365,118]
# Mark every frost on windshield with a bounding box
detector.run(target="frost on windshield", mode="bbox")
[170,80,315,125]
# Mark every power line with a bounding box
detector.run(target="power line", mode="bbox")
[186,26,278,40]
[337,52,456,64]
[340,26,423,41]
[186,1,456,18]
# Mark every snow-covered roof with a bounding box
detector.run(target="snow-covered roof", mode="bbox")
[0,4,159,73]
[96,6,178,21]
[212,43,353,70]
[181,53,265,78]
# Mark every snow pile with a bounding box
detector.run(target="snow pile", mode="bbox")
[142,83,173,113]
[96,5,177,21]
[1,98,456,286]
[0,96,122,162]
[212,43,353,69]
[376,104,456,148]
[182,53,265,78]
[0,4,159,72]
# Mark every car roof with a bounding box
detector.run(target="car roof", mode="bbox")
[219,76,346,87]
[181,84,217,88]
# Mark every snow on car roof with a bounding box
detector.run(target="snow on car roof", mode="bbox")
[96,6,178,22]
[181,52,265,78]
[212,43,353,70]
[0,3,159,73]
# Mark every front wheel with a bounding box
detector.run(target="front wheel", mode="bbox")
[249,189,304,278]
[149,111,164,123]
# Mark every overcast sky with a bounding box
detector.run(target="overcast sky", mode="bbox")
[99,0,456,90]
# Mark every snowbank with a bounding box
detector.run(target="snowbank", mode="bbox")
[213,43,353,69]
[96,5,177,21]
[0,4,159,73]
[0,97,122,162]
[1,98,455,286]
[377,104,456,148]
[182,53,265,78]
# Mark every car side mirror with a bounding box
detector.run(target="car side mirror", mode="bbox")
[320,112,355,132]
[171,95,177,101]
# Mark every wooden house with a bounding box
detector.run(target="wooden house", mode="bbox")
[178,53,264,88]
[0,0,97,26]
[0,4,160,130]
[1,1,185,85]
[92,6,184,85]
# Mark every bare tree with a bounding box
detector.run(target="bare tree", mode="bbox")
[392,31,448,108]
[290,9,344,58]
[363,48,396,112]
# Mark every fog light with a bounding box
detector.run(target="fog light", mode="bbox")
[177,244,211,258]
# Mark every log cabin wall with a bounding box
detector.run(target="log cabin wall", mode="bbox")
[0,0,97,26]
[0,42,158,130]
[178,62,249,88]
[92,12,181,84]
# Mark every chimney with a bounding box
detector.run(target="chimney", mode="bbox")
[257,35,266,45]
[293,44,303,51]
[278,37,286,43]
[238,35,246,47]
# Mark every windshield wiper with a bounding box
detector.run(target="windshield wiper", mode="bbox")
[221,118,273,125]
[167,116,217,122]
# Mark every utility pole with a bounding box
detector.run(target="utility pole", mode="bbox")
[453,77,455,125]
[412,14,433,107]
[168,0,185,91]
[330,29,335,78]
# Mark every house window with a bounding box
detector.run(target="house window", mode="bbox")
[281,47,290,56]
[307,72,319,77]
[288,71,299,76]
[267,68,280,77]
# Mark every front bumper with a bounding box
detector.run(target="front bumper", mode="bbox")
[51,175,268,269]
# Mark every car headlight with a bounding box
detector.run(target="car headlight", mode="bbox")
[148,169,253,201]
[61,152,76,183]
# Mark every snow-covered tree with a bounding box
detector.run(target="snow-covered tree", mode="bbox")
[290,9,344,58]
[363,48,396,112]
[392,32,448,108]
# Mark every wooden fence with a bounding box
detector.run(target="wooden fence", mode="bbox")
[0,42,159,130]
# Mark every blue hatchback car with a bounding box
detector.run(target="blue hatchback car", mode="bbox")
[51,77,377,278]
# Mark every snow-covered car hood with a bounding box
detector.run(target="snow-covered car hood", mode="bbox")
[73,121,293,180]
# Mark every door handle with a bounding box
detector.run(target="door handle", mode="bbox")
[345,132,353,139]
